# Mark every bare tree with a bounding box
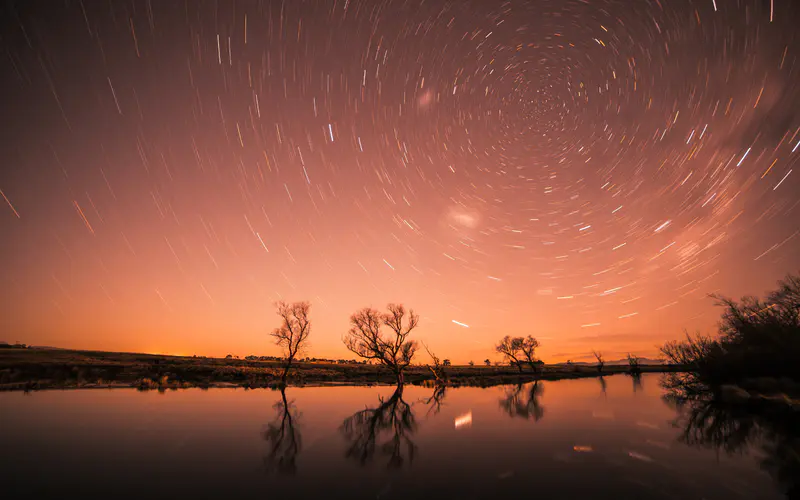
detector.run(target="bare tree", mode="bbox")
[271,301,311,383]
[495,336,524,372]
[343,304,419,386]
[627,353,642,375]
[520,336,541,372]
[468,360,475,367]
[422,342,446,384]
[484,359,491,366]
[592,350,605,373]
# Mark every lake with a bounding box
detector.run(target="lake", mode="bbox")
[0,373,791,499]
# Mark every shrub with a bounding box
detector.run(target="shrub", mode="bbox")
[661,274,800,384]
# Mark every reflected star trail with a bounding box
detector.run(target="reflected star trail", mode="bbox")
[1,0,799,362]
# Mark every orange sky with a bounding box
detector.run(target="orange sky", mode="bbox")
[1,1,799,364]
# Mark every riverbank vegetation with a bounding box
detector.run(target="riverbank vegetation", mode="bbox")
[660,273,800,397]
[0,346,675,392]
[343,304,419,386]
[2,298,678,392]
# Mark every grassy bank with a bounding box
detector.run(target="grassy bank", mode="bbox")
[0,347,682,391]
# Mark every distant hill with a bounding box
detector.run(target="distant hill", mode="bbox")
[0,343,30,349]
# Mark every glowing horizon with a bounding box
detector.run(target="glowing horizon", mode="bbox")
[1,1,799,365]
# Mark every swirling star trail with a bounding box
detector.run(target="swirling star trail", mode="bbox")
[1,0,799,362]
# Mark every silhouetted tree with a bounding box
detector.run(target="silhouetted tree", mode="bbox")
[627,353,642,375]
[468,360,475,367]
[495,336,525,372]
[661,273,800,383]
[499,381,545,421]
[442,359,451,367]
[271,301,311,383]
[423,343,446,384]
[340,386,417,468]
[343,304,419,386]
[262,387,302,475]
[484,359,491,367]
[520,336,541,372]
[592,350,604,373]
[661,331,719,372]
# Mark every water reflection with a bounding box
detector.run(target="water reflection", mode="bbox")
[262,387,302,475]
[665,378,800,499]
[1,375,788,499]
[340,386,417,468]
[498,381,544,421]
[631,373,643,393]
[420,383,447,416]
[598,375,607,396]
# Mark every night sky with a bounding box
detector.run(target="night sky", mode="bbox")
[1,0,799,363]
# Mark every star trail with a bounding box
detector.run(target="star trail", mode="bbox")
[1,0,799,362]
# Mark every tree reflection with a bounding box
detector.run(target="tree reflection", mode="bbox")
[499,381,545,421]
[665,381,800,499]
[598,376,607,397]
[661,372,710,400]
[631,373,643,393]
[262,387,302,475]
[421,383,447,416]
[341,385,417,468]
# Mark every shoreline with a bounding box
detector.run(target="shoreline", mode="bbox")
[0,370,672,392]
[0,347,683,392]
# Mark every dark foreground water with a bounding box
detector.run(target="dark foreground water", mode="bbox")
[0,374,793,499]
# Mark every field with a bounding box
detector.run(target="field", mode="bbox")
[0,347,681,391]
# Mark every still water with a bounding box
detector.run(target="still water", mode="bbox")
[0,374,790,499]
